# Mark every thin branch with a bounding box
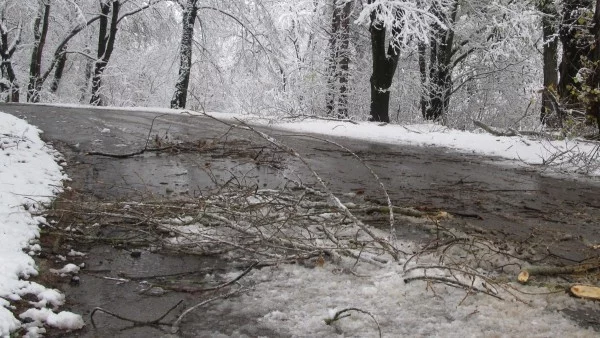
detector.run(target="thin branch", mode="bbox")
[90,299,183,327]
[87,113,169,157]
[171,287,243,333]
[403,275,503,300]
[324,307,382,338]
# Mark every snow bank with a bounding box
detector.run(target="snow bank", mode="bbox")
[267,120,600,176]
[0,112,83,335]
[22,103,598,176]
[213,261,596,337]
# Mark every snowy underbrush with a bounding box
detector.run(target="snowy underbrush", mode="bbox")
[169,217,597,337]
[236,256,593,337]
[0,113,84,336]
[152,180,597,336]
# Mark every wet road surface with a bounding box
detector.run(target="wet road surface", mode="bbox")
[2,102,600,335]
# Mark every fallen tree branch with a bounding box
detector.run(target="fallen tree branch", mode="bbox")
[473,120,551,138]
[90,299,183,327]
[87,145,174,158]
[197,112,400,261]
[281,114,359,125]
[473,120,518,137]
[87,114,168,158]
[324,307,382,338]
[159,262,258,293]
[570,284,600,300]
[282,133,397,242]
[403,276,503,300]
[517,262,600,283]
[171,287,243,333]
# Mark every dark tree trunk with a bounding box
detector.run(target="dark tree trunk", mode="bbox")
[539,0,560,126]
[325,1,341,115]
[558,0,594,105]
[28,0,51,103]
[1,62,20,102]
[336,1,352,118]
[424,0,458,121]
[90,1,111,105]
[50,45,67,93]
[0,20,21,102]
[171,0,198,109]
[418,41,428,119]
[585,0,600,133]
[91,0,120,106]
[79,42,93,102]
[368,4,402,123]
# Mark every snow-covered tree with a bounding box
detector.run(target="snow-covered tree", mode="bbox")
[0,11,21,102]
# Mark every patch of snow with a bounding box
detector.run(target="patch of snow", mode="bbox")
[268,119,600,177]
[19,308,84,331]
[0,112,83,336]
[50,263,80,276]
[31,289,65,309]
[215,262,595,337]
[67,249,86,257]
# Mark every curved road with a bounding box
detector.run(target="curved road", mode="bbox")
[2,102,600,335]
[4,102,599,261]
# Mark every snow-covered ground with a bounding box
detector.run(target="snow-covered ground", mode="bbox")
[268,119,600,177]
[0,113,83,336]
[212,260,597,337]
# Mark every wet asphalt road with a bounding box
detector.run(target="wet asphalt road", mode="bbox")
[2,102,600,335]
[4,102,600,261]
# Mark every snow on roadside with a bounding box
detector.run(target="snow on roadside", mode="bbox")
[0,112,84,336]
[204,256,596,337]
[265,119,600,177]
[16,103,599,176]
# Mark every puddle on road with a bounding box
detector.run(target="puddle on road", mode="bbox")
[43,143,292,337]
[61,245,249,337]
[83,152,285,199]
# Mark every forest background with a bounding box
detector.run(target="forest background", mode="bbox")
[2,0,600,135]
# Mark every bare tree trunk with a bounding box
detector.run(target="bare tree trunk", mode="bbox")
[539,0,560,126]
[325,1,341,115]
[0,20,21,102]
[50,45,67,93]
[424,0,458,122]
[28,0,51,103]
[585,0,600,133]
[418,41,428,119]
[368,4,401,122]
[558,0,593,106]
[336,0,352,118]
[171,0,198,109]
[80,56,92,102]
[1,62,19,102]
[91,0,120,106]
